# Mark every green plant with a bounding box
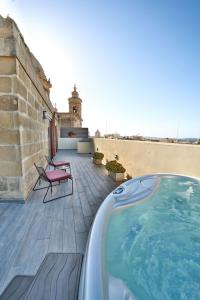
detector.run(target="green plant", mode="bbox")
[93,152,104,160]
[105,160,126,173]
[68,131,76,137]
[115,154,119,161]
[126,173,132,180]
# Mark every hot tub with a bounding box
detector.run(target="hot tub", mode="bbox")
[79,174,200,300]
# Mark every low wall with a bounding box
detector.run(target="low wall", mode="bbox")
[93,138,200,179]
[58,138,83,150]
[77,141,92,154]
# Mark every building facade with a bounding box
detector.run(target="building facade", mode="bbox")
[57,85,82,131]
[0,16,57,202]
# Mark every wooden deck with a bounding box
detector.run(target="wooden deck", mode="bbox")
[0,150,117,295]
[0,253,83,300]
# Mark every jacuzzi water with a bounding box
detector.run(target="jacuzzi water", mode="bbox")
[105,176,200,300]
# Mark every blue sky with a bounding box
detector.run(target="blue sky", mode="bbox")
[1,0,200,137]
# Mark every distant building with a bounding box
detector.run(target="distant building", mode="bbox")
[57,85,82,128]
[160,138,176,143]
[57,86,89,139]
[95,129,101,137]
[104,133,121,139]
[129,135,144,141]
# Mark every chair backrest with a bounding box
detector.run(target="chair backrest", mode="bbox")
[34,163,49,182]
[45,155,52,164]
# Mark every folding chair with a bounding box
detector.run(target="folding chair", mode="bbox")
[33,163,73,203]
[45,156,71,173]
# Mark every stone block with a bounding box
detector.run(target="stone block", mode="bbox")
[18,98,27,113]
[0,161,22,176]
[22,154,39,174]
[37,110,43,122]
[12,77,27,100]
[0,95,18,111]
[0,191,24,202]
[18,114,29,129]
[21,144,36,158]
[0,129,20,145]
[35,99,39,110]
[18,62,31,90]
[0,76,12,93]
[0,57,16,75]
[0,145,20,161]
[29,118,37,130]
[23,175,36,199]
[0,177,8,191]
[28,92,35,107]
[21,129,34,144]
[13,112,19,128]
[23,166,36,185]
[0,17,13,38]
[8,177,20,191]
[0,111,14,128]
[0,37,16,56]
[27,104,37,119]
[30,83,37,98]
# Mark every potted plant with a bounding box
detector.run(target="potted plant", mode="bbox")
[68,131,76,138]
[105,160,126,181]
[93,151,104,165]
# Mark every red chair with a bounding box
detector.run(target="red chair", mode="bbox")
[33,163,73,203]
[45,156,71,173]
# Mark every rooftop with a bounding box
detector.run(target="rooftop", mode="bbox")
[0,150,117,295]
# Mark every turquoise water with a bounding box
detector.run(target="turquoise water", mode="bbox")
[105,176,200,300]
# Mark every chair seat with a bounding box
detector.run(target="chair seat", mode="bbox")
[46,170,72,182]
[50,161,70,167]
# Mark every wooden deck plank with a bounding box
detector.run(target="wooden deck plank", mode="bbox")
[0,276,34,300]
[76,232,88,254]
[78,191,93,217]
[24,253,82,300]
[0,150,117,295]
[84,216,93,231]
[63,208,76,252]
[73,205,87,233]
[37,217,52,240]
[48,220,63,253]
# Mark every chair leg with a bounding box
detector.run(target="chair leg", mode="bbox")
[43,184,50,203]
[33,176,60,192]
[71,177,73,194]
[42,178,73,204]
[33,176,40,191]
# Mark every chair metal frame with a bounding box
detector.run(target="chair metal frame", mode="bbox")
[33,163,73,203]
[45,156,71,173]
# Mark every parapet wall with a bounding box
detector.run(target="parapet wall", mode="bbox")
[0,16,54,201]
[93,138,200,179]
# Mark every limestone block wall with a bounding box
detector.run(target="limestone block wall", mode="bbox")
[0,16,54,201]
[93,138,200,179]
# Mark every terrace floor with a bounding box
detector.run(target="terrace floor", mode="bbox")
[0,150,117,295]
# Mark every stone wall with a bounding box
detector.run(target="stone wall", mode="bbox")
[93,138,200,179]
[0,16,55,202]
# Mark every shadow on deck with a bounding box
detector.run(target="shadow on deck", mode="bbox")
[0,150,117,295]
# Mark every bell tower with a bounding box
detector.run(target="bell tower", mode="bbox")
[68,84,82,127]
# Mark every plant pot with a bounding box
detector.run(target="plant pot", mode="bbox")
[109,171,125,182]
[93,158,103,165]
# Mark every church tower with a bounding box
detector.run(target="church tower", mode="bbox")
[68,84,82,127]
